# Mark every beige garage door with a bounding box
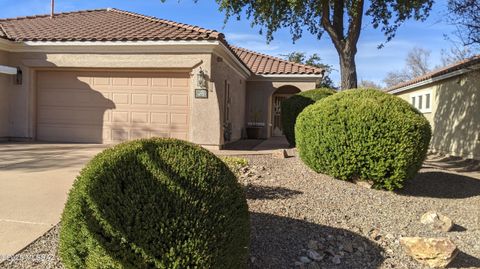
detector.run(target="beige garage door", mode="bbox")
[37,70,190,143]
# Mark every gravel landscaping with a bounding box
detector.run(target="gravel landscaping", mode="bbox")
[1,150,479,269]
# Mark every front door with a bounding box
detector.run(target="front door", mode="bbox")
[271,94,289,136]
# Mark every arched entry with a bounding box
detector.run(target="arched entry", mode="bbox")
[271,85,301,136]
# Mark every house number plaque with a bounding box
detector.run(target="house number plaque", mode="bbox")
[195,89,208,99]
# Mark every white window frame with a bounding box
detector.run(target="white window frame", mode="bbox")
[410,90,432,113]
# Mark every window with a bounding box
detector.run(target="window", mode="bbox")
[425,93,431,109]
[410,90,432,113]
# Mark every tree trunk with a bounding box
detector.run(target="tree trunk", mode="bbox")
[339,49,358,90]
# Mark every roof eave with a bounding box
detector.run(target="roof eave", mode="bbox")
[248,73,323,82]
[388,64,480,94]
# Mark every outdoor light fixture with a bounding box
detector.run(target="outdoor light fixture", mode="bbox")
[195,68,209,99]
[16,68,22,85]
[196,69,207,89]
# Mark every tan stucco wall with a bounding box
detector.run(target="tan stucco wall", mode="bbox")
[246,79,318,138]
[4,46,320,147]
[0,50,10,138]
[396,69,480,160]
[7,51,229,147]
[211,54,247,144]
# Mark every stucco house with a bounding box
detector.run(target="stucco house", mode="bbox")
[387,55,480,160]
[0,8,324,149]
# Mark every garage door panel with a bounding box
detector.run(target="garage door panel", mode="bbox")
[152,94,169,105]
[38,89,114,108]
[37,125,103,143]
[170,94,189,106]
[152,77,169,87]
[132,94,149,105]
[112,93,129,104]
[37,70,190,143]
[170,132,188,140]
[38,108,106,125]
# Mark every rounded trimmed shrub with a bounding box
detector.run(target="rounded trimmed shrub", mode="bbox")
[281,88,336,146]
[296,89,431,190]
[59,138,249,269]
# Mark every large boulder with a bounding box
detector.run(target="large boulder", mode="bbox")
[400,237,458,268]
[420,211,454,232]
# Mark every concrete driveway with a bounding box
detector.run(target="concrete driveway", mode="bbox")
[0,143,107,261]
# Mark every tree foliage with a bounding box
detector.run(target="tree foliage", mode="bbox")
[447,0,480,47]
[358,79,383,89]
[281,51,336,88]
[383,47,432,88]
[215,0,434,89]
[441,45,476,66]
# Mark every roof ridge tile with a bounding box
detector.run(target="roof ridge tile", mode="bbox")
[108,8,223,40]
[0,9,108,22]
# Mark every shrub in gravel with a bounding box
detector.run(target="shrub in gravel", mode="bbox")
[59,138,250,269]
[281,88,336,146]
[296,89,431,190]
[221,156,249,175]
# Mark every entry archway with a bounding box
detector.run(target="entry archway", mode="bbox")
[270,85,301,137]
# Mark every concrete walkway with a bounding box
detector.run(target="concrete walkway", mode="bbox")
[0,143,106,261]
[214,136,291,156]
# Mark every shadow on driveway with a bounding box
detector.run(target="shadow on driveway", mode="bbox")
[0,143,107,172]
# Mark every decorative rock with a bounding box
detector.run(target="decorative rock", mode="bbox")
[353,179,373,189]
[307,249,323,261]
[332,255,341,264]
[420,211,454,232]
[294,261,305,268]
[307,240,318,250]
[299,256,311,264]
[272,149,288,159]
[400,237,458,268]
[343,242,354,253]
[369,228,382,241]
[307,261,321,269]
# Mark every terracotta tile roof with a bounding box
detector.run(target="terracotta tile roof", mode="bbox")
[387,54,480,92]
[0,8,323,75]
[0,8,224,42]
[231,46,324,75]
[0,25,8,39]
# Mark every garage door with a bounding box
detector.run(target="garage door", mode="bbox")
[37,70,190,143]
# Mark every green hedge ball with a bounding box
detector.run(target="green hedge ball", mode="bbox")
[296,89,431,190]
[59,138,250,269]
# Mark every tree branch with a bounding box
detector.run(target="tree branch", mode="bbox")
[320,0,344,51]
[333,1,345,40]
[346,0,364,51]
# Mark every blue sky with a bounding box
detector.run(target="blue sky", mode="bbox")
[1,0,456,86]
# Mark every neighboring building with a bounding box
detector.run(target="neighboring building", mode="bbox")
[0,9,323,149]
[387,55,480,160]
